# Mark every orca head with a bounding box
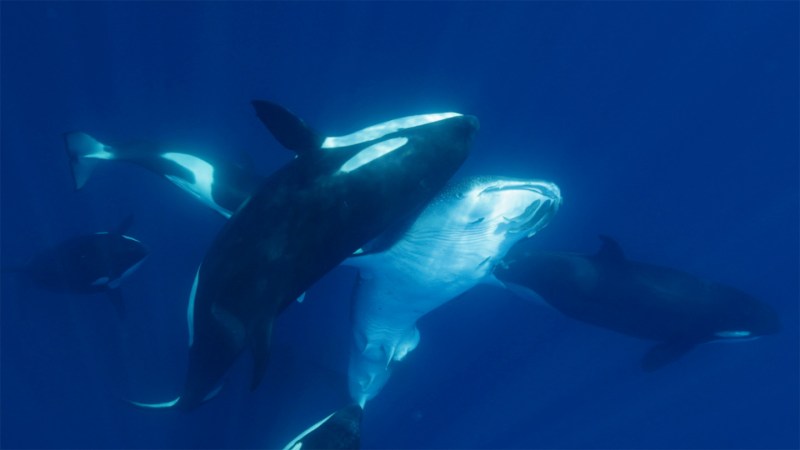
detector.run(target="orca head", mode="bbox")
[708,287,781,342]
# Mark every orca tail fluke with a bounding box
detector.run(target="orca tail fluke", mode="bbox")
[251,100,324,154]
[282,404,363,450]
[63,132,114,190]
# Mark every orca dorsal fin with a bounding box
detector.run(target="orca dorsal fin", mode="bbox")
[113,214,136,235]
[251,100,324,154]
[597,235,625,261]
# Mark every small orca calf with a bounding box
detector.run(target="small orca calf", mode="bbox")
[64,132,262,218]
[132,100,477,410]
[495,236,781,370]
[5,215,148,317]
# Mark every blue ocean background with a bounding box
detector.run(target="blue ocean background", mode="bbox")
[1,2,797,449]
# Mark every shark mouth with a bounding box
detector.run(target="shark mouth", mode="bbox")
[483,180,562,236]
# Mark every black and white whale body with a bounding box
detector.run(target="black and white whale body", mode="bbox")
[495,236,781,370]
[344,176,562,406]
[64,132,262,217]
[5,215,148,316]
[281,404,363,450]
[134,101,477,410]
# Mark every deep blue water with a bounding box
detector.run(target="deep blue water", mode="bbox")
[1,2,798,449]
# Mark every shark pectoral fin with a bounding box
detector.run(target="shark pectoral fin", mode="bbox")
[641,341,697,371]
[249,318,275,391]
[251,100,323,154]
[63,132,113,189]
[392,328,421,363]
[107,288,125,320]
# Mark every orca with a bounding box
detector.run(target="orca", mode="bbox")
[134,100,477,410]
[64,132,263,218]
[344,176,562,407]
[4,215,148,317]
[494,235,782,370]
[281,404,363,450]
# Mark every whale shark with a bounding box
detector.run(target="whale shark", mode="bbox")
[4,215,148,317]
[64,132,262,218]
[494,235,781,370]
[344,176,562,407]
[132,100,477,410]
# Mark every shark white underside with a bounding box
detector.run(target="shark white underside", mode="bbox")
[343,176,562,407]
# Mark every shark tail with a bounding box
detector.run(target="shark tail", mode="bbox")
[63,132,115,190]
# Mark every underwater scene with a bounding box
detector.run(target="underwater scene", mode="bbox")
[1,2,798,449]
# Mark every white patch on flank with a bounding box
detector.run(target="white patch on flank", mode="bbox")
[322,112,461,149]
[129,396,180,408]
[121,234,142,244]
[339,137,408,173]
[161,152,232,218]
[94,231,109,235]
[715,330,752,338]
[84,145,115,160]
[281,411,336,450]
[296,292,306,303]
[187,267,200,347]
[91,276,110,286]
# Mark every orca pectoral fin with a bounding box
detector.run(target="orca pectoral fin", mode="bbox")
[641,341,697,371]
[251,100,324,154]
[249,317,275,391]
[107,288,126,320]
[63,132,113,190]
